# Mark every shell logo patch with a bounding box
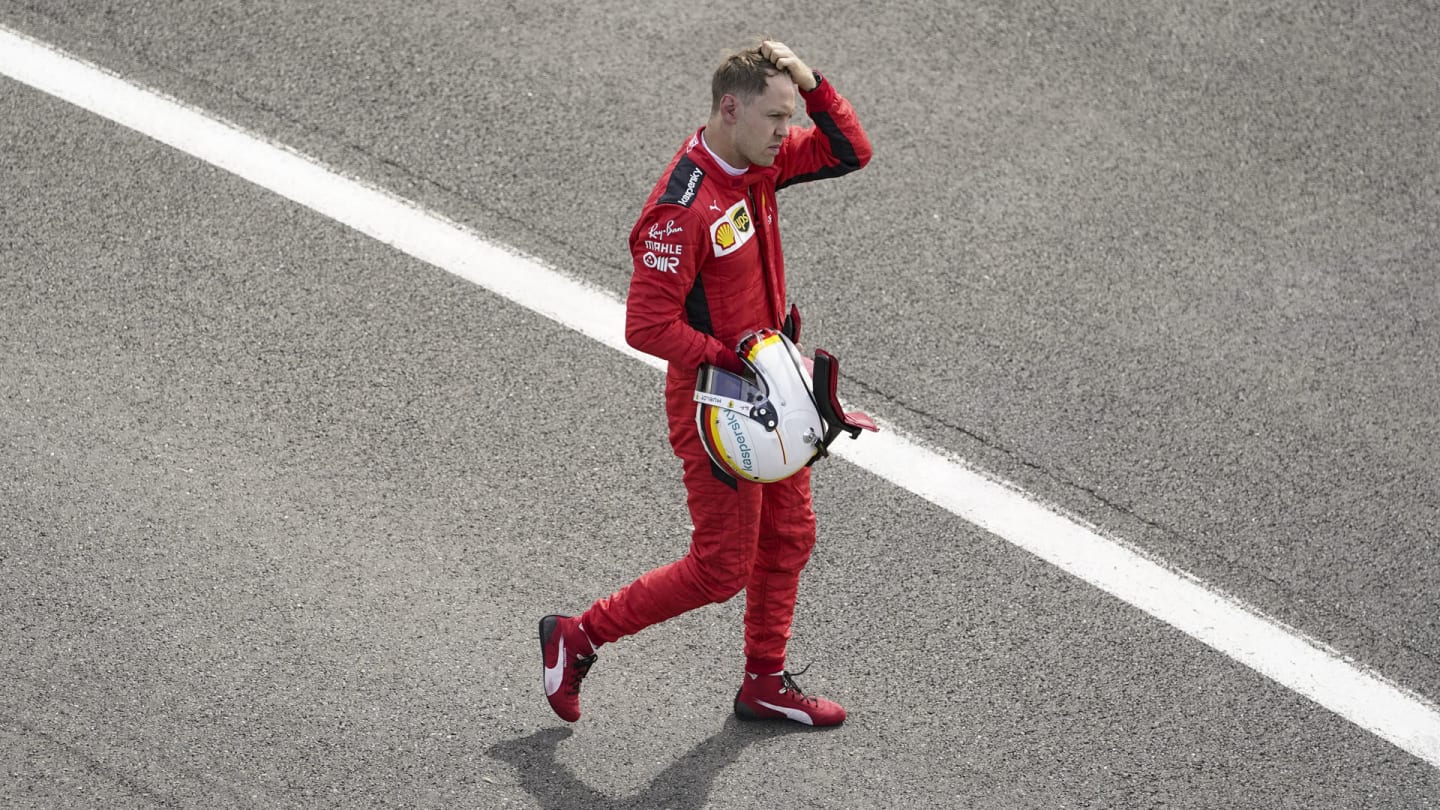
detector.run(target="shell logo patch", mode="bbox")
[711,199,755,257]
[714,222,736,250]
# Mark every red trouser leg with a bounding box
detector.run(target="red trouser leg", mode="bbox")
[744,466,816,675]
[580,447,761,643]
[580,376,817,669]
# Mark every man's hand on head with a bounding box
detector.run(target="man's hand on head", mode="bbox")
[759,41,817,92]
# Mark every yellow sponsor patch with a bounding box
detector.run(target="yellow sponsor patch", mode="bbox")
[710,199,755,257]
[714,221,736,250]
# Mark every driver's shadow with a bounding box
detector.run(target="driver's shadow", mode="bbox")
[487,716,822,809]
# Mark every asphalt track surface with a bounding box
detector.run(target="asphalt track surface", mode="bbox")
[2,1,1438,808]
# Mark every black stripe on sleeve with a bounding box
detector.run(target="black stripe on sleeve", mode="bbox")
[658,156,706,207]
[777,111,862,190]
[684,274,714,335]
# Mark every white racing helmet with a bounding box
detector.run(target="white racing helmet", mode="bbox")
[694,328,877,483]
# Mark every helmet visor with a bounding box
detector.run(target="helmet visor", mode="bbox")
[694,365,767,413]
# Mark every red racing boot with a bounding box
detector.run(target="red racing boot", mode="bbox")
[539,615,597,722]
[734,666,846,727]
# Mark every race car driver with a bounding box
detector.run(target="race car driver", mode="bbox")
[540,39,871,726]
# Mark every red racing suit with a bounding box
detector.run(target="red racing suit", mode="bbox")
[580,74,871,675]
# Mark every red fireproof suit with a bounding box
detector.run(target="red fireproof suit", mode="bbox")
[580,74,871,675]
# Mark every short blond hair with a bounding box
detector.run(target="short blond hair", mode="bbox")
[710,47,780,113]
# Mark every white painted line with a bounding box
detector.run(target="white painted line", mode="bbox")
[835,431,1440,766]
[3,24,1438,769]
[0,24,659,376]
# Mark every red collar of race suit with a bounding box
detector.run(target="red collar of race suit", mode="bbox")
[686,128,778,189]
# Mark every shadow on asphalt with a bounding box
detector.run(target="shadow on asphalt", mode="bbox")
[487,715,825,809]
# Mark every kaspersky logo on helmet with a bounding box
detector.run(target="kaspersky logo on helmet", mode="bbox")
[724,410,754,472]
